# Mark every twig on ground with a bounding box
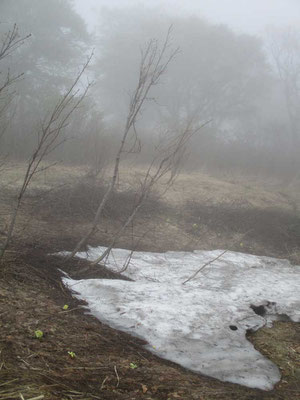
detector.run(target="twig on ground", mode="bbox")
[182,229,253,284]
[58,307,80,314]
[114,365,120,387]
[182,249,229,285]
[100,376,109,390]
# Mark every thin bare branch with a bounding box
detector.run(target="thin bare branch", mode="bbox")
[182,230,253,285]
[68,27,179,259]
[0,53,92,260]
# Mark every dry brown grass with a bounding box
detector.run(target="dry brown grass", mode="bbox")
[1,162,300,258]
[2,161,299,211]
[0,162,300,399]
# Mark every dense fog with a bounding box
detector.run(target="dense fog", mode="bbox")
[1,0,300,177]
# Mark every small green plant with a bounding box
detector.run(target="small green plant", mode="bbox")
[130,362,138,369]
[34,330,44,339]
[63,304,69,310]
[192,223,198,229]
[68,351,76,358]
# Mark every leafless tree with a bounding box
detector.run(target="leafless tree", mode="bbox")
[267,27,300,170]
[91,119,209,265]
[0,24,30,102]
[0,24,30,156]
[0,54,92,260]
[67,27,180,259]
[0,24,28,61]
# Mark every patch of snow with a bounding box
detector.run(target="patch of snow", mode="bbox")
[62,246,300,390]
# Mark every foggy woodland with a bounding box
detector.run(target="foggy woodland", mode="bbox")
[1,0,300,177]
[1,2,300,399]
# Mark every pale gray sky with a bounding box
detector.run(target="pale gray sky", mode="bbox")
[74,0,300,36]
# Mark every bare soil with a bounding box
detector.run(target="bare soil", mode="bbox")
[0,164,299,399]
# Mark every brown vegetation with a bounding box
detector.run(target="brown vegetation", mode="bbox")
[0,165,299,399]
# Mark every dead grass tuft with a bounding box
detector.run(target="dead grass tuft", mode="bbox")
[28,179,167,224]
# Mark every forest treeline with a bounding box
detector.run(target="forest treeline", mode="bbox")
[0,0,299,177]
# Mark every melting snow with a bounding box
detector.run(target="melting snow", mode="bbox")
[62,246,300,390]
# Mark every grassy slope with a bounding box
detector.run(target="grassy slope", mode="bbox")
[0,163,299,399]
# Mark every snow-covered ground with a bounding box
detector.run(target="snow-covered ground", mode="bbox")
[62,246,300,390]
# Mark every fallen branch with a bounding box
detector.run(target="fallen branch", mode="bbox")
[114,365,120,387]
[182,249,228,285]
[182,229,253,285]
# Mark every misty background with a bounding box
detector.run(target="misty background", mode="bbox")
[1,0,300,177]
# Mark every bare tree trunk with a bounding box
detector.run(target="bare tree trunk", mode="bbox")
[91,119,209,265]
[0,55,92,261]
[0,25,30,149]
[91,195,146,265]
[67,27,179,260]
[268,28,300,175]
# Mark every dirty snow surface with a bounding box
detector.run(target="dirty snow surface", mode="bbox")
[63,247,300,390]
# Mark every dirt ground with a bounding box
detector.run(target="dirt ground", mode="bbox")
[0,164,299,399]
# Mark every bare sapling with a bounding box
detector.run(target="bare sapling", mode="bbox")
[0,24,30,149]
[0,24,31,93]
[67,27,179,259]
[92,119,210,266]
[0,54,93,260]
[267,28,300,175]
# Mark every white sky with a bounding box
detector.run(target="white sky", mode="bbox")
[74,0,300,36]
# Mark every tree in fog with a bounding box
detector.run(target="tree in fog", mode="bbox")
[0,53,92,260]
[267,27,300,172]
[93,7,271,153]
[0,24,30,146]
[68,28,180,258]
[0,0,91,157]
